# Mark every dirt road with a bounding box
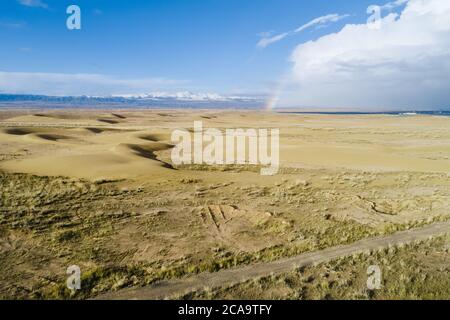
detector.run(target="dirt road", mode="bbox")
[96,220,450,300]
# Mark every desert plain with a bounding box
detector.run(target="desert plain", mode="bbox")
[0,109,449,299]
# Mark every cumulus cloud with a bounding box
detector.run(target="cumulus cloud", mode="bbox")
[0,71,182,96]
[283,0,450,110]
[18,0,48,9]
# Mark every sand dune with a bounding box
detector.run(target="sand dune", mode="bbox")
[136,133,171,142]
[32,113,83,120]
[97,118,120,124]
[29,133,72,142]
[80,127,129,134]
[111,113,127,119]
[2,127,38,136]
[114,142,174,167]
[1,147,173,179]
[1,127,82,144]
[83,127,109,134]
[281,141,450,173]
[1,110,449,180]
[0,118,176,179]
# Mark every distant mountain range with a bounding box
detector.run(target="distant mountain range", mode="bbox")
[0,93,264,108]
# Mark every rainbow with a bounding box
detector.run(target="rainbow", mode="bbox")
[265,76,288,111]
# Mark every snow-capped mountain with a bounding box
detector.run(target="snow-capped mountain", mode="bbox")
[0,92,264,108]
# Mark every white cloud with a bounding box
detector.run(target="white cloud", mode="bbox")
[18,0,48,9]
[283,0,450,110]
[257,13,349,48]
[0,71,182,96]
[381,0,409,11]
[0,71,260,102]
[257,32,289,48]
[0,21,25,28]
[295,14,350,33]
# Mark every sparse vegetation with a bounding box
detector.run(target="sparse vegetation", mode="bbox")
[187,235,450,300]
[1,168,448,299]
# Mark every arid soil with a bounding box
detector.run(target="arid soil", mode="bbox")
[96,221,450,299]
[0,109,449,299]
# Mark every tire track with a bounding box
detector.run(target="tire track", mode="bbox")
[96,220,450,300]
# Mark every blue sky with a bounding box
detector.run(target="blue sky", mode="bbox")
[0,0,373,93]
[1,0,449,109]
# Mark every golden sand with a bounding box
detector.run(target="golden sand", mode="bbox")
[1,110,449,179]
